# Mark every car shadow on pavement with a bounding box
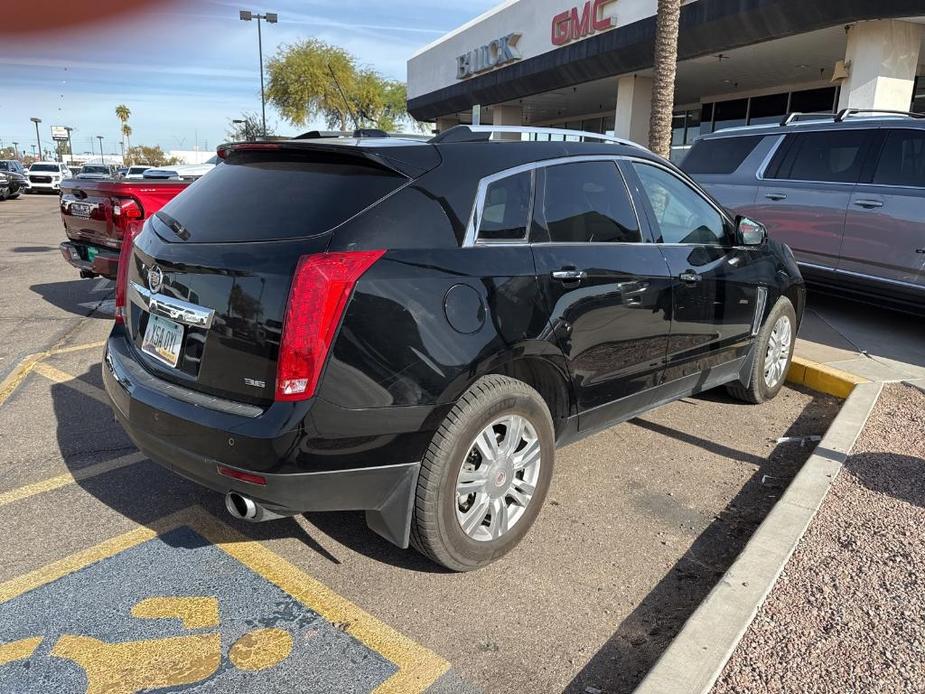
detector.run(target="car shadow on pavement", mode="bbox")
[31,279,113,318]
[12,246,57,253]
[564,387,840,694]
[50,363,440,572]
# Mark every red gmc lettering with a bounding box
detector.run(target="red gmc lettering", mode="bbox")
[551,0,615,46]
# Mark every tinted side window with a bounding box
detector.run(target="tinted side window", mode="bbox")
[872,129,925,187]
[632,162,727,245]
[542,161,640,243]
[682,136,763,175]
[768,130,869,183]
[477,171,531,241]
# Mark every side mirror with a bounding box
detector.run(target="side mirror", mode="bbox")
[736,216,767,246]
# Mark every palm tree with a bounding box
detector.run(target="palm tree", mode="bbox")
[115,104,131,162]
[648,0,682,158]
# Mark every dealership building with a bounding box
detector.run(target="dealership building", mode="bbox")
[407,0,925,160]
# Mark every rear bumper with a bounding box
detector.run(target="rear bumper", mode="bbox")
[102,330,429,547]
[59,241,119,278]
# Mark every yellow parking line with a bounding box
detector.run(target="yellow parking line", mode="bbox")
[33,362,110,406]
[193,511,452,692]
[0,340,106,408]
[48,340,106,357]
[0,506,451,692]
[0,452,145,508]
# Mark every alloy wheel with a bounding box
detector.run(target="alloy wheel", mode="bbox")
[764,315,792,388]
[455,414,541,542]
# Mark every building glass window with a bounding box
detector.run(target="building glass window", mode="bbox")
[789,87,837,114]
[748,93,789,126]
[713,98,748,131]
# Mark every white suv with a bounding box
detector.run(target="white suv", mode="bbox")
[27,161,71,193]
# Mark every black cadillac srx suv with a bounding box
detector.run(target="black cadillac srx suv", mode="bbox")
[102,126,804,571]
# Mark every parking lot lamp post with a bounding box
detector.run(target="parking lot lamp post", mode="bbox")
[96,136,104,162]
[239,10,277,137]
[30,117,42,161]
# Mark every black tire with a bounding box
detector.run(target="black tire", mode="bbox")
[410,374,555,572]
[727,296,796,404]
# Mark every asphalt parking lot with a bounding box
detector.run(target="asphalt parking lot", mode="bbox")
[0,194,842,693]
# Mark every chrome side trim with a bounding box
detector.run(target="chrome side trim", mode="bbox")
[755,134,786,180]
[751,286,768,336]
[129,281,215,328]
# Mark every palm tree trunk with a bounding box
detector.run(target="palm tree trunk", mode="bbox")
[648,0,682,158]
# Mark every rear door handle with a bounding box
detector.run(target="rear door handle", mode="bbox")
[765,193,787,201]
[551,269,587,282]
[679,270,702,283]
[854,199,883,209]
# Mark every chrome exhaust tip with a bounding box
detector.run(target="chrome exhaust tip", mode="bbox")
[225,491,258,521]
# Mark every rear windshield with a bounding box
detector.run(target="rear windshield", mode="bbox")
[682,136,763,175]
[82,166,109,174]
[153,152,406,242]
[31,164,60,172]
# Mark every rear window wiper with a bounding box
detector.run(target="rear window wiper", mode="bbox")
[155,211,191,241]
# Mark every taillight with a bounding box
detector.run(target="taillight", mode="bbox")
[276,250,385,401]
[111,196,144,239]
[113,223,141,325]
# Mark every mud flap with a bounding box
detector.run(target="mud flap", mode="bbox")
[364,463,421,549]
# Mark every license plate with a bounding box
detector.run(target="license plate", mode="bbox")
[141,314,184,368]
[71,202,91,217]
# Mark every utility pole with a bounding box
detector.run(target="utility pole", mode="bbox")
[239,9,278,137]
[96,136,104,162]
[30,117,42,161]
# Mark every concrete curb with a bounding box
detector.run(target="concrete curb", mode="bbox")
[786,356,868,399]
[634,380,884,694]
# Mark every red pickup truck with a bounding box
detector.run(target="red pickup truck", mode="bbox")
[59,179,190,279]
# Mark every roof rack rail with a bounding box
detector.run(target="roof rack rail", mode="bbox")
[780,112,837,126]
[429,125,645,148]
[833,108,925,122]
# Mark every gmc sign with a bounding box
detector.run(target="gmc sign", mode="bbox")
[551,0,616,46]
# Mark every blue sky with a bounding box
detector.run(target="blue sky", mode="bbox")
[0,0,495,157]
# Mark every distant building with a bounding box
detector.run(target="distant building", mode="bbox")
[168,150,216,165]
[408,1,925,162]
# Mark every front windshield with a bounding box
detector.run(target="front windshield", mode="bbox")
[31,164,59,172]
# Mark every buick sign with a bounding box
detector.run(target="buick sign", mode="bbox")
[456,33,522,80]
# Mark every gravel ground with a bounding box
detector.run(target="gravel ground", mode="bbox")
[714,383,925,694]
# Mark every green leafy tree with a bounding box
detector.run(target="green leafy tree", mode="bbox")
[226,113,273,142]
[266,39,416,132]
[125,145,180,167]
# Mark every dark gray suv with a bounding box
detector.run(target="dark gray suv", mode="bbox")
[682,109,925,312]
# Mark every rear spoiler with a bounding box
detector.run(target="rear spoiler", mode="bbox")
[215,140,441,179]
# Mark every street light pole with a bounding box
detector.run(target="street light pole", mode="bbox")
[96,136,104,162]
[30,117,42,161]
[239,10,278,137]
